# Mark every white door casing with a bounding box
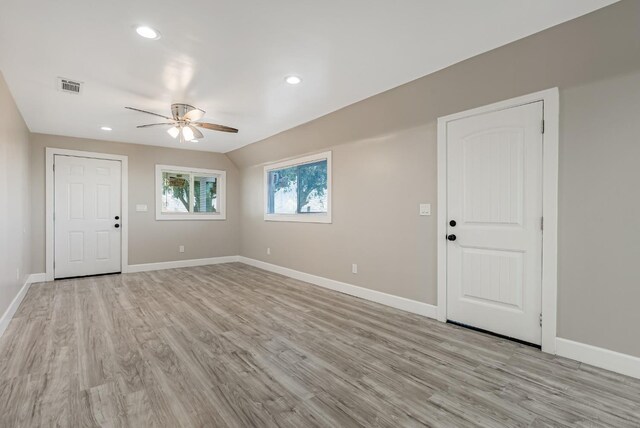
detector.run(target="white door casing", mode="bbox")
[437,88,559,353]
[54,155,122,278]
[446,101,543,345]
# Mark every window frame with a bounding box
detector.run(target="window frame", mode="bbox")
[263,151,332,223]
[155,164,226,221]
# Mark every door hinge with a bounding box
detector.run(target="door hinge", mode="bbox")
[541,119,545,134]
[539,313,543,327]
[540,216,544,231]
[53,163,55,171]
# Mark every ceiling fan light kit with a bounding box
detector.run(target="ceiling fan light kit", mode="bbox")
[167,126,180,139]
[182,125,195,141]
[126,103,238,144]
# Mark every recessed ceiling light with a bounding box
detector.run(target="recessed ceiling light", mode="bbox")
[285,75,302,85]
[100,126,112,131]
[135,26,160,40]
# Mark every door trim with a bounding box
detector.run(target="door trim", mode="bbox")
[436,88,559,354]
[45,148,129,281]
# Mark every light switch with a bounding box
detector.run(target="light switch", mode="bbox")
[419,203,431,216]
[136,204,148,212]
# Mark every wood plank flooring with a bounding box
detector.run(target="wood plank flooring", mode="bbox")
[0,263,639,427]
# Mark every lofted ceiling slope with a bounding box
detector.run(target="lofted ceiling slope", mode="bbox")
[0,0,618,152]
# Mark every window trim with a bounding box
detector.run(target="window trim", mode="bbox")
[264,151,332,223]
[155,164,226,221]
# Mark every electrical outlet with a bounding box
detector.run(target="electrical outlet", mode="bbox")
[352,264,358,274]
[179,245,185,253]
[267,247,271,255]
[419,203,431,216]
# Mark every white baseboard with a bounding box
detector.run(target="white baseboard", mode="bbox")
[28,273,46,283]
[556,337,640,379]
[0,273,44,338]
[127,256,240,273]
[238,257,438,319]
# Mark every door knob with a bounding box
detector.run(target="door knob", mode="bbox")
[115,224,120,228]
[447,234,456,241]
[449,220,457,227]
[115,215,120,220]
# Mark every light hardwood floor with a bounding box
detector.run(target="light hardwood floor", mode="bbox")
[0,263,639,427]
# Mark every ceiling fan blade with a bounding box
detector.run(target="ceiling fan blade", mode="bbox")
[189,126,204,140]
[136,122,176,128]
[194,122,239,133]
[184,108,205,122]
[125,106,173,120]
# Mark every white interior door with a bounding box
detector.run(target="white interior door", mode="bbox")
[54,155,122,278]
[446,101,543,345]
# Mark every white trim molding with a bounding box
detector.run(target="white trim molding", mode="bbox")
[28,273,46,283]
[556,338,640,380]
[127,256,239,273]
[45,148,129,281]
[436,88,559,353]
[238,257,437,318]
[263,151,332,224]
[155,164,227,221]
[0,273,45,338]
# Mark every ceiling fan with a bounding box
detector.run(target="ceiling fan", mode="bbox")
[125,103,238,143]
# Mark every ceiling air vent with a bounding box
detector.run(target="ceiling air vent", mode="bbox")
[57,77,82,94]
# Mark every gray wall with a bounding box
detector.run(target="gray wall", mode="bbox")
[228,1,640,357]
[558,72,640,357]
[0,72,31,318]
[30,134,240,270]
[240,125,436,303]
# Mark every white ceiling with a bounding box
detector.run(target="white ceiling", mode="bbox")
[0,0,617,153]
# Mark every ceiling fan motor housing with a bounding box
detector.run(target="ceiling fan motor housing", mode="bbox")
[171,103,203,121]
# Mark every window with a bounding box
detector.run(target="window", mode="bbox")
[155,165,226,220]
[264,151,331,223]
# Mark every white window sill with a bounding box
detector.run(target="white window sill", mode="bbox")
[264,213,332,224]
[156,213,226,221]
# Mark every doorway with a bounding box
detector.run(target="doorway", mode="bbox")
[436,89,558,352]
[46,148,129,280]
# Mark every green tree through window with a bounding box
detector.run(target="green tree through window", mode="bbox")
[162,173,190,212]
[268,160,327,213]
